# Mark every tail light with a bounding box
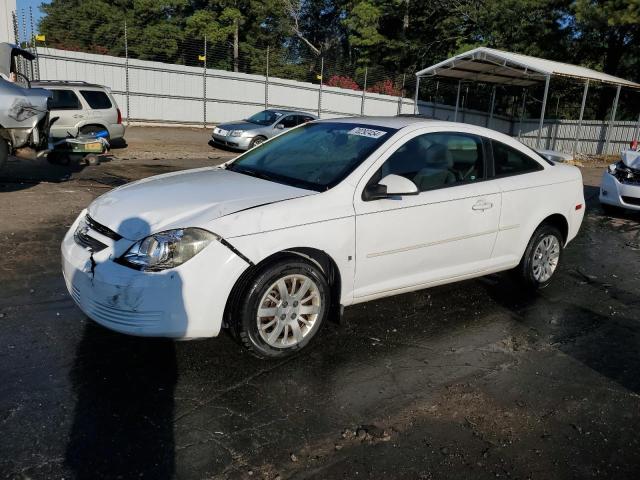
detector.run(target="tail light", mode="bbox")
[116,108,122,124]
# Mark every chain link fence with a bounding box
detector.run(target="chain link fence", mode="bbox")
[8,8,640,154]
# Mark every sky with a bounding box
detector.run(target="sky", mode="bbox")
[16,0,49,28]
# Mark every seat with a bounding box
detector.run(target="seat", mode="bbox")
[413,143,456,190]
[385,139,428,178]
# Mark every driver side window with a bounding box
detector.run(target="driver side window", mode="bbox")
[382,133,485,192]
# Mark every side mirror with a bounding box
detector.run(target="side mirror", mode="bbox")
[275,123,285,130]
[363,174,419,201]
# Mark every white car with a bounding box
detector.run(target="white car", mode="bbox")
[600,150,640,213]
[62,117,585,358]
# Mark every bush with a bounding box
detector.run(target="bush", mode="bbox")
[367,79,401,97]
[326,75,361,91]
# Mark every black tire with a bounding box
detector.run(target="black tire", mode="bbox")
[0,138,8,172]
[516,224,564,290]
[232,258,330,359]
[249,136,267,149]
[47,152,70,165]
[601,203,620,216]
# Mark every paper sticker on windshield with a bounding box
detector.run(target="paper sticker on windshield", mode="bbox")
[348,127,387,139]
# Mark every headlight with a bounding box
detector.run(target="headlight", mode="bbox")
[119,228,218,271]
[230,130,244,137]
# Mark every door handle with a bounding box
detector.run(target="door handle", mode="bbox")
[472,200,493,211]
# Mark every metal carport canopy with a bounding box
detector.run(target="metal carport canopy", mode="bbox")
[415,47,640,89]
[414,47,640,151]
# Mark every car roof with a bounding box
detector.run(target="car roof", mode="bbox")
[316,115,443,129]
[31,80,108,90]
[268,108,316,117]
[315,115,542,151]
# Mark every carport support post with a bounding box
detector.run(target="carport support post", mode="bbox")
[536,75,551,149]
[317,57,324,118]
[360,67,367,116]
[604,84,621,155]
[573,80,589,156]
[413,75,420,114]
[518,88,527,140]
[488,85,496,129]
[454,80,462,122]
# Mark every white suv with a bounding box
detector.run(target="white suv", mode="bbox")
[32,80,125,141]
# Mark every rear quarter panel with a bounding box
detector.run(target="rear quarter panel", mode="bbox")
[492,163,584,264]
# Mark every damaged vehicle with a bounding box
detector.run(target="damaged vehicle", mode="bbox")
[62,117,585,358]
[0,43,50,171]
[600,150,640,213]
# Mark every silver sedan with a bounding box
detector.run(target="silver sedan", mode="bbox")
[210,109,317,151]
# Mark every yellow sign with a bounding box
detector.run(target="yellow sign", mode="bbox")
[316,74,322,80]
[198,55,206,61]
[35,34,46,41]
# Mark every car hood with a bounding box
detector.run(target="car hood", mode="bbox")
[88,167,315,240]
[218,121,264,131]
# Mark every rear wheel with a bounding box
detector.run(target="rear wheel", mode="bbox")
[232,258,329,358]
[0,138,8,172]
[516,224,563,290]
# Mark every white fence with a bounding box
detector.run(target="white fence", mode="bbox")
[37,47,640,155]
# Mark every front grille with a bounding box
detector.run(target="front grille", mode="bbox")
[622,196,640,206]
[74,228,107,252]
[86,215,122,241]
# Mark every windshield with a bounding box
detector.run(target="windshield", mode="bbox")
[227,122,397,191]
[245,110,281,126]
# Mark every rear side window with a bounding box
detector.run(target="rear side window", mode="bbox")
[491,140,543,177]
[49,89,81,110]
[297,115,315,125]
[80,90,112,109]
[279,115,298,128]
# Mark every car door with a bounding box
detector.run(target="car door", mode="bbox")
[48,89,84,138]
[275,114,298,133]
[353,130,502,300]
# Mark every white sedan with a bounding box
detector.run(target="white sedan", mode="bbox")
[62,117,585,358]
[600,150,640,213]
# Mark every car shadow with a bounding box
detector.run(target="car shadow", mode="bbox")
[208,139,243,154]
[478,272,640,394]
[0,154,114,192]
[64,216,187,479]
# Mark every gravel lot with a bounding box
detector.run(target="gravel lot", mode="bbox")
[1,126,639,479]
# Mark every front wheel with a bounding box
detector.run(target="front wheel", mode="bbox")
[249,136,266,149]
[516,224,563,289]
[233,258,330,358]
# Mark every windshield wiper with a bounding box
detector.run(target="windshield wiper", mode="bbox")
[229,165,276,182]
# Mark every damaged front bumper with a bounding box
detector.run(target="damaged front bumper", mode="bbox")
[600,162,640,211]
[61,211,249,339]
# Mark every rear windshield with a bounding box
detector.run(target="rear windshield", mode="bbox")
[80,90,112,109]
[227,122,397,191]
